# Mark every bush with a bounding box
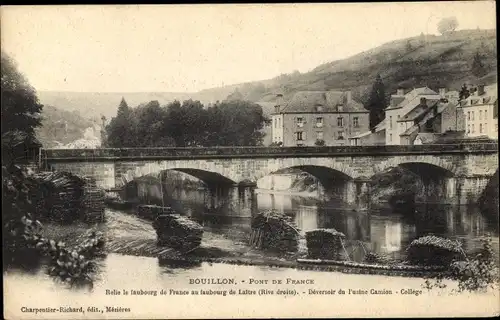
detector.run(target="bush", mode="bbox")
[406,235,463,266]
[314,139,325,146]
[422,238,499,293]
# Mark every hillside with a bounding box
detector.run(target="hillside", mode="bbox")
[38,29,497,119]
[35,105,99,148]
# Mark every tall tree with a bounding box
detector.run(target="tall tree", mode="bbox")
[471,51,488,78]
[105,98,135,147]
[366,74,387,130]
[1,52,43,139]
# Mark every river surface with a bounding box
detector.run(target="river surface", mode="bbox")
[135,185,499,262]
[4,185,499,319]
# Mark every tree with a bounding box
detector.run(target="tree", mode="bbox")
[105,98,135,147]
[437,17,459,35]
[1,52,43,141]
[459,84,470,101]
[366,74,387,130]
[471,51,488,78]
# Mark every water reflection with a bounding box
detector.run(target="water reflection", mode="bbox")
[135,183,499,262]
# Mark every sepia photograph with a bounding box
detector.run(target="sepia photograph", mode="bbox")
[2,2,499,319]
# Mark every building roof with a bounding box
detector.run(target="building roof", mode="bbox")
[461,83,498,107]
[280,91,367,113]
[414,133,438,144]
[386,87,439,110]
[349,119,386,139]
[415,131,467,144]
[397,97,442,122]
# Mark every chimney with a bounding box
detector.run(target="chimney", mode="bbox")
[477,84,485,96]
[439,88,447,97]
[274,94,284,113]
[345,91,352,103]
[397,88,405,96]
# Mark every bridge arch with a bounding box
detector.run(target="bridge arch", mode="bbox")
[373,156,458,178]
[118,160,238,187]
[248,157,369,184]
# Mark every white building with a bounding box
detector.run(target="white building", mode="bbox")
[384,87,444,145]
[458,83,498,140]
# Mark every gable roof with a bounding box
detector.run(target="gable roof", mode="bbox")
[398,98,443,122]
[280,91,367,113]
[386,87,439,110]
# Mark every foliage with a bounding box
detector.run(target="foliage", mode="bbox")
[423,238,499,293]
[366,75,387,129]
[314,139,326,146]
[437,17,459,35]
[104,98,135,147]
[406,235,463,266]
[35,106,96,148]
[104,98,266,148]
[2,164,104,285]
[471,51,488,78]
[458,84,470,101]
[1,52,43,140]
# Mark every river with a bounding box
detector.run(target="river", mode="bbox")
[4,185,499,318]
[133,184,499,262]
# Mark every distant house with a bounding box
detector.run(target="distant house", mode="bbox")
[458,83,498,140]
[384,87,464,145]
[271,91,369,146]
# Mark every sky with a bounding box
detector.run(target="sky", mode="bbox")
[1,2,496,93]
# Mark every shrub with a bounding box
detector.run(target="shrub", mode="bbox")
[422,238,499,293]
[406,235,463,266]
[314,139,325,146]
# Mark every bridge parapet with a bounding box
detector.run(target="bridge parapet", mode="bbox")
[41,143,498,162]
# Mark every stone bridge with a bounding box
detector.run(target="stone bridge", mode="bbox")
[40,144,498,206]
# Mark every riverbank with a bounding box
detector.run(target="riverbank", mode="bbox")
[5,252,499,319]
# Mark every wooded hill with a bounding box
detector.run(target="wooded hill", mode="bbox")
[38,29,497,119]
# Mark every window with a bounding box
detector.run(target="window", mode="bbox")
[316,117,323,127]
[296,132,304,141]
[296,117,304,127]
[337,131,344,140]
[274,118,277,129]
[274,106,280,113]
[479,123,483,133]
[389,133,393,142]
[389,116,393,129]
[472,111,475,121]
[337,117,344,127]
[472,124,475,133]
[485,110,488,119]
[317,131,323,140]
[468,111,471,121]
[467,124,470,134]
[480,110,483,120]
[353,117,359,128]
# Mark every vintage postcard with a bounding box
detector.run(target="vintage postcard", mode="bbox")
[2,2,499,319]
